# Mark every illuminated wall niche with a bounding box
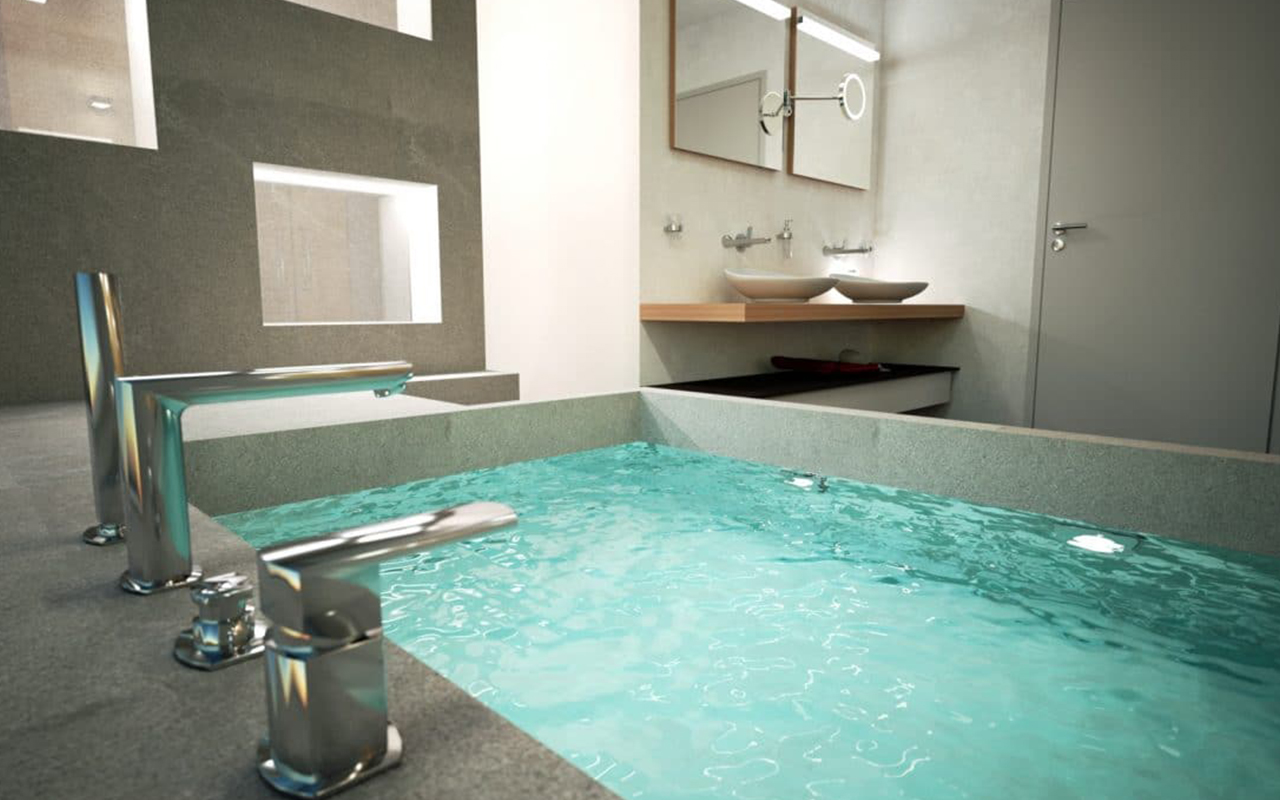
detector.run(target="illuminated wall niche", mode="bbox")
[252,163,441,326]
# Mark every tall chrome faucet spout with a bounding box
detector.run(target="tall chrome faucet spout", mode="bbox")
[116,361,413,595]
[255,502,518,798]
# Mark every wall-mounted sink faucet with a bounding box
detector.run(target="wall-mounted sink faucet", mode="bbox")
[823,241,874,257]
[74,272,127,546]
[116,361,413,595]
[255,502,518,798]
[722,226,772,252]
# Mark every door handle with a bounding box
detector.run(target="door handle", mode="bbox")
[1049,222,1087,252]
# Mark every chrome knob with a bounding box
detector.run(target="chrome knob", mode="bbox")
[173,572,266,671]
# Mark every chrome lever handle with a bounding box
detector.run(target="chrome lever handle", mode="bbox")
[1051,222,1088,234]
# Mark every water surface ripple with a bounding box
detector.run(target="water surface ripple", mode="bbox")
[220,443,1280,800]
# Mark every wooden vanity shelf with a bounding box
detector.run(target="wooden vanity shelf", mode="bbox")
[639,303,966,323]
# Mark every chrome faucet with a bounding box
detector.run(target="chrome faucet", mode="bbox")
[721,226,773,252]
[823,241,874,257]
[115,361,413,595]
[255,502,518,798]
[74,272,127,546]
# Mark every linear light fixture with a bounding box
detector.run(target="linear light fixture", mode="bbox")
[730,0,791,22]
[24,0,49,5]
[88,96,114,112]
[797,13,881,63]
[16,127,114,144]
[252,163,430,196]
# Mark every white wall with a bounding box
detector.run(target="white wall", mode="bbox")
[872,0,1054,424]
[640,0,886,386]
[477,0,640,402]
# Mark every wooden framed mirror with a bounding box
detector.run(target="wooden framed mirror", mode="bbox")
[669,0,790,170]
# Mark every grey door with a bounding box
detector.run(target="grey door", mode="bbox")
[1033,0,1280,452]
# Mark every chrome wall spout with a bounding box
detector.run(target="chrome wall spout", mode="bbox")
[74,272,127,546]
[255,502,518,798]
[822,241,874,257]
[116,361,413,595]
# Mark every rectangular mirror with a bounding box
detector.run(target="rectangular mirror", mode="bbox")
[789,8,878,189]
[671,0,790,170]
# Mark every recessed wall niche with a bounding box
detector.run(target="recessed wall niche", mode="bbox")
[280,0,432,40]
[0,0,158,148]
[252,164,442,326]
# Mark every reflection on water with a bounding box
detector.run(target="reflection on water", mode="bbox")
[221,442,1280,800]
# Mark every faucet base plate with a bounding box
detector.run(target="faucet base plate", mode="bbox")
[119,566,204,596]
[257,722,403,798]
[82,523,124,546]
[173,621,267,671]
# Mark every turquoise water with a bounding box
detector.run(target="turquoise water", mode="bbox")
[219,443,1280,800]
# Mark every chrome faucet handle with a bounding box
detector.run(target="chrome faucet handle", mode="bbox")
[255,502,518,798]
[174,572,267,671]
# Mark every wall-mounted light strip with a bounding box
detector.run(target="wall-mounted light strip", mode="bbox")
[797,14,881,63]
[16,127,114,144]
[252,163,431,196]
[729,0,791,22]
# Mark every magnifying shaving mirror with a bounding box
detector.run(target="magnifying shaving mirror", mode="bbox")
[789,8,879,189]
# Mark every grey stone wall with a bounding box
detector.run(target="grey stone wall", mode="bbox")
[0,0,486,404]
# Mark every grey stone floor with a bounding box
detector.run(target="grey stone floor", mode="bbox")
[0,400,617,800]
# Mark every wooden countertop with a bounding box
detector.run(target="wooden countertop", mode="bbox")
[639,303,965,323]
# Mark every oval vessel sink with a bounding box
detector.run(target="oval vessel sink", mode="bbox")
[833,274,928,303]
[724,269,837,303]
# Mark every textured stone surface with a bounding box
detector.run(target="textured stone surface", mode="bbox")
[0,401,618,800]
[186,392,644,515]
[640,389,1280,555]
[0,0,488,405]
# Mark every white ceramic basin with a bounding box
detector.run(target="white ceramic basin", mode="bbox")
[724,269,837,303]
[833,274,928,303]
